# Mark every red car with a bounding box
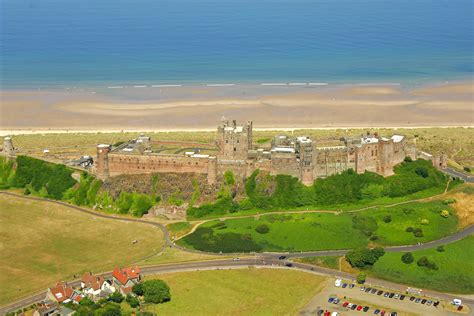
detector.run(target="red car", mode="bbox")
[381,311,386,316]
[324,312,331,316]
[342,302,349,307]
[357,305,363,311]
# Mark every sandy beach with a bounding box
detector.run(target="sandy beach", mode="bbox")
[0,81,473,133]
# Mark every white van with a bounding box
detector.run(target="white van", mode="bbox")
[334,279,342,287]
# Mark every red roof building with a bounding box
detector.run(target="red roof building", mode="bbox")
[112,266,141,294]
[47,282,81,304]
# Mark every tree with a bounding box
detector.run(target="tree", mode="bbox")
[401,252,414,264]
[108,292,124,303]
[413,228,424,238]
[382,215,391,223]
[357,272,366,284]
[255,224,270,234]
[224,171,235,186]
[79,296,95,306]
[464,166,471,173]
[405,226,414,232]
[404,156,413,162]
[126,294,140,308]
[93,303,121,316]
[436,245,445,252]
[142,279,171,304]
[132,283,144,296]
[417,256,438,270]
[345,247,385,268]
[415,167,429,178]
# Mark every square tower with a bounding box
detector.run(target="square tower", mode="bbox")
[216,119,252,160]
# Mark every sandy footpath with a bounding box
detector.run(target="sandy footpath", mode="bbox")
[0,81,473,132]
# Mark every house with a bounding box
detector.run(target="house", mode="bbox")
[46,282,82,304]
[32,301,58,316]
[112,266,141,294]
[80,272,115,298]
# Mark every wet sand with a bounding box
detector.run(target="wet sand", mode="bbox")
[0,81,473,133]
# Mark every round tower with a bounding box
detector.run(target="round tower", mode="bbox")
[96,144,112,179]
[2,137,14,155]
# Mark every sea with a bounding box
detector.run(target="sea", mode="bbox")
[1,0,473,90]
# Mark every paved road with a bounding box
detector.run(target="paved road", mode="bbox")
[442,167,474,183]
[2,258,473,315]
[1,191,473,313]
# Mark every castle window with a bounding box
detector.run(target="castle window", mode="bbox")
[234,147,236,151]
[226,140,229,143]
[237,140,239,143]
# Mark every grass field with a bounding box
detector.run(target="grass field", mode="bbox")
[370,235,474,294]
[179,201,458,252]
[295,256,341,270]
[10,127,473,167]
[138,247,233,266]
[0,195,164,305]
[143,268,327,315]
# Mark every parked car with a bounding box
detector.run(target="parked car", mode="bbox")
[278,255,287,260]
[363,306,370,312]
[377,290,383,295]
[285,262,293,267]
[371,288,377,294]
[374,309,380,314]
[380,311,386,316]
[351,305,357,310]
[390,312,398,316]
[333,298,340,304]
[421,299,427,304]
[335,279,342,287]
[232,257,240,261]
[384,292,390,297]
[415,298,421,303]
[361,287,366,291]
[389,293,395,298]
[434,301,440,307]
[357,305,363,311]
[342,283,347,288]
[342,302,349,307]
[328,297,334,303]
[409,296,415,301]
[348,303,354,308]
[365,287,371,292]
[400,295,405,300]
[349,283,355,289]
[457,306,464,311]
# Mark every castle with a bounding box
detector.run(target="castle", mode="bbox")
[93,119,447,185]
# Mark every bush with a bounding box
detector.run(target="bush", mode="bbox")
[142,279,171,304]
[108,292,124,303]
[440,210,450,218]
[345,247,385,268]
[132,283,144,296]
[436,245,445,252]
[255,224,270,234]
[357,272,366,284]
[224,171,235,186]
[442,198,456,205]
[405,226,414,232]
[126,294,140,308]
[420,219,429,225]
[417,256,438,270]
[415,167,429,178]
[401,252,414,264]
[413,228,424,238]
[464,166,471,173]
[404,156,413,162]
[382,215,392,223]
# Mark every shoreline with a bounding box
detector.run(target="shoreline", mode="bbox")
[1,125,473,137]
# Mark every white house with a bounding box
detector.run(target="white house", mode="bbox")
[80,272,115,299]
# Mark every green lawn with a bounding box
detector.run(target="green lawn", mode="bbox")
[0,194,164,305]
[143,268,327,315]
[296,256,341,270]
[370,236,474,294]
[179,201,458,253]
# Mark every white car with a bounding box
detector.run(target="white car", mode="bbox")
[453,299,462,306]
[335,279,342,287]
[331,312,339,316]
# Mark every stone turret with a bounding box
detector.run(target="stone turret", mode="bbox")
[1,137,15,156]
[216,119,252,160]
[96,144,112,180]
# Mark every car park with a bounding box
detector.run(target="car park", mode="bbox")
[421,299,427,304]
[377,290,383,295]
[363,306,370,312]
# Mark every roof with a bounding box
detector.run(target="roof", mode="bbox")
[296,136,312,144]
[361,137,379,144]
[81,272,105,291]
[112,266,141,286]
[391,135,404,143]
[271,147,295,153]
[49,282,74,303]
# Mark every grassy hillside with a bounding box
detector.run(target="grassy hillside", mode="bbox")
[143,269,327,315]
[370,236,474,294]
[179,201,458,253]
[0,195,164,305]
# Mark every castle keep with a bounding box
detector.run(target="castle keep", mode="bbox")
[93,119,447,185]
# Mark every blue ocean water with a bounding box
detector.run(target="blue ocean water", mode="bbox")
[0,0,473,89]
